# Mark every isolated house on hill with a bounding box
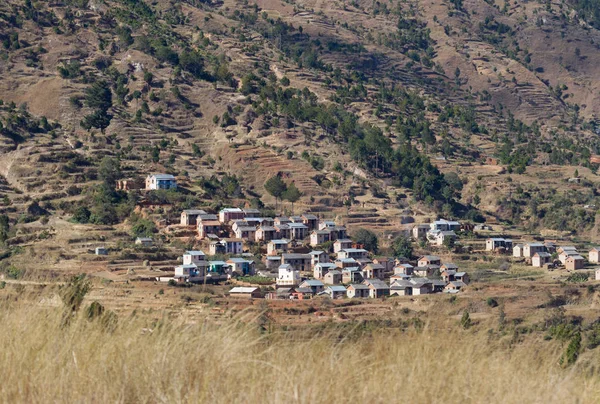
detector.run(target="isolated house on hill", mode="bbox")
[589,247,600,264]
[146,174,177,190]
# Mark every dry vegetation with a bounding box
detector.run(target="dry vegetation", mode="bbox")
[0,298,599,403]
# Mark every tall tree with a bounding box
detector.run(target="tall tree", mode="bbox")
[392,235,413,258]
[283,182,302,213]
[264,175,287,210]
[354,229,379,253]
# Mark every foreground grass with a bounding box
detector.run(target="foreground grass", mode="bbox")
[0,302,599,403]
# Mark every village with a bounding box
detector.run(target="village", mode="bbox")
[105,174,600,301]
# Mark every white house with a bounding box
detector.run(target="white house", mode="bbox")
[183,251,206,265]
[146,174,177,190]
[277,264,300,286]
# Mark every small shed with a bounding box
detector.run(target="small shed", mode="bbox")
[95,247,108,256]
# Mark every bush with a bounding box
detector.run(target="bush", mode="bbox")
[486,297,499,308]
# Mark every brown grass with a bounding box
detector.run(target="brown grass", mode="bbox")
[0,297,599,403]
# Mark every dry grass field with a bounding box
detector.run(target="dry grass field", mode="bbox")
[0,298,599,403]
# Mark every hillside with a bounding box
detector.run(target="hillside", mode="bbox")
[0,0,600,258]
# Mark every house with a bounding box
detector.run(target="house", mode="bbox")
[301,214,319,231]
[513,244,524,257]
[115,177,143,191]
[234,226,256,241]
[290,287,314,300]
[373,257,394,273]
[183,251,206,265]
[430,219,460,232]
[265,256,282,270]
[208,261,230,274]
[319,221,336,230]
[209,241,226,255]
[337,248,369,260]
[223,239,243,254]
[228,287,262,299]
[390,274,411,284]
[267,239,289,256]
[219,208,245,223]
[441,263,458,272]
[314,263,337,279]
[342,267,363,284]
[418,255,441,267]
[275,224,291,239]
[145,173,177,190]
[590,247,600,264]
[346,284,370,298]
[309,251,328,267]
[544,242,557,253]
[596,269,600,281]
[444,281,466,292]
[180,209,207,226]
[310,230,331,247]
[299,279,325,294]
[198,221,222,239]
[412,224,430,240]
[255,226,277,242]
[434,230,457,246]
[242,208,261,217]
[410,279,433,295]
[330,226,348,241]
[277,264,300,286]
[565,255,586,270]
[441,270,456,282]
[281,253,312,271]
[336,258,358,269]
[334,239,353,253]
[454,272,470,284]
[275,217,291,226]
[198,213,219,222]
[414,265,440,278]
[323,270,342,285]
[325,285,347,299]
[95,247,108,256]
[135,237,153,246]
[226,258,255,276]
[431,279,447,293]
[558,246,578,255]
[363,279,390,298]
[394,263,414,276]
[523,243,545,258]
[532,252,552,268]
[390,280,413,296]
[559,250,579,264]
[486,238,513,252]
[363,263,385,280]
[230,220,248,232]
[289,215,303,223]
[175,264,202,281]
[288,223,309,240]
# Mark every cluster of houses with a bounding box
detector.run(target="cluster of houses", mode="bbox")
[486,238,597,271]
[412,219,460,246]
[171,207,472,299]
[258,253,469,300]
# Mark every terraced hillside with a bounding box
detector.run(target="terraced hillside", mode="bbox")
[0,0,600,275]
